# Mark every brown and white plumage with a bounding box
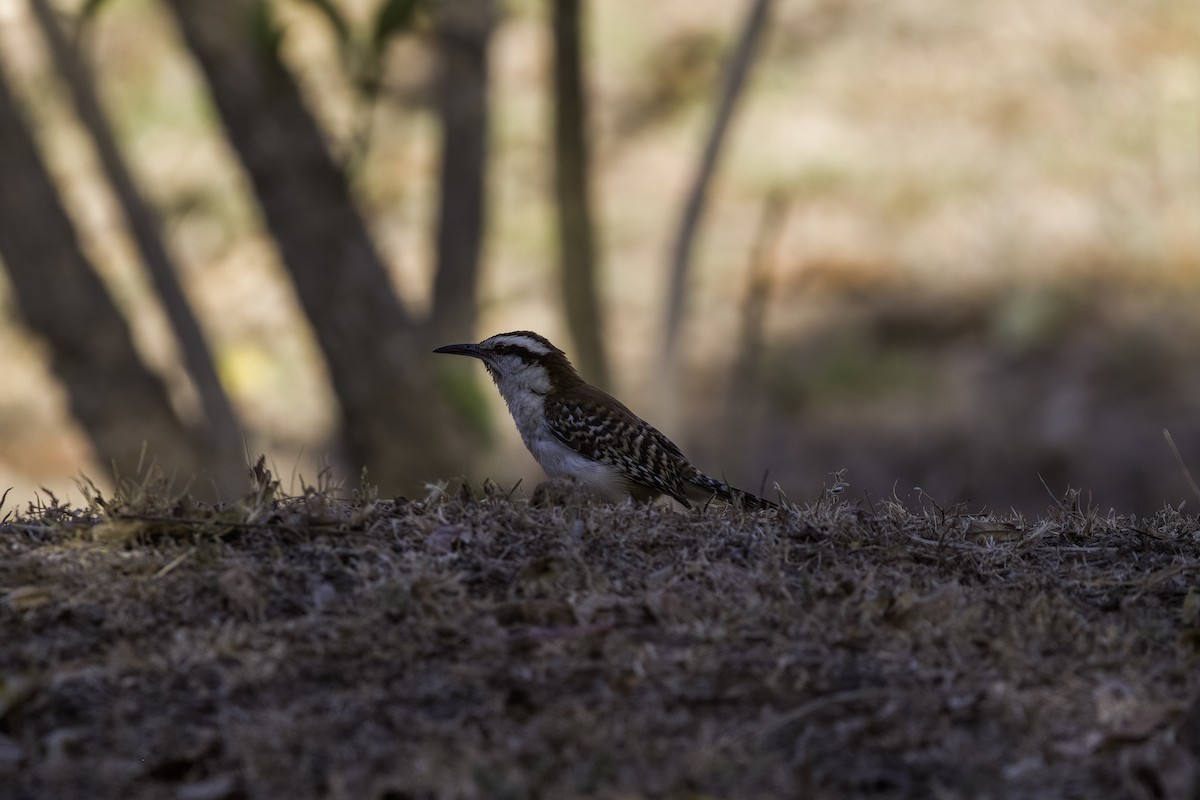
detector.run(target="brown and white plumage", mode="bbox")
[434,331,776,510]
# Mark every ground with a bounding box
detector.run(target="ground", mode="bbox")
[2,475,1199,799]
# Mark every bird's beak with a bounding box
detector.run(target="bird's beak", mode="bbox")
[433,342,484,359]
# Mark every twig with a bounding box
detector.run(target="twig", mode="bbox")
[112,513,303,534]
[745,687,894,744]
[1164,428,1200,504]
[662,0,774,367]
[1038,472,1066,509]
[153,547,195,579]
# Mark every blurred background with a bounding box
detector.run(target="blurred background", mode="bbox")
[0,0,1198,514]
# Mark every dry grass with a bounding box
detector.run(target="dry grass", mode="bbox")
[2,469,1199,799]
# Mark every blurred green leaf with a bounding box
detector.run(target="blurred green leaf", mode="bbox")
[371,0,422,53]
[435,361,494,444]
[357,0,424,100]
[247,0,285,59]
[78,0,116,25]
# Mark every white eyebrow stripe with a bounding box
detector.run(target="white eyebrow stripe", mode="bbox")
[487,334,552,355]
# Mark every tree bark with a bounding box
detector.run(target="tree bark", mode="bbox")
[162,0,465,494]
[551,0,609,387]
[427,0,494,347]
[0,69,210,491]
[662,0,772,368]
[29,0,244,495]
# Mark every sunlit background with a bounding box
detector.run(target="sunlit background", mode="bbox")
[0,0,1198,513]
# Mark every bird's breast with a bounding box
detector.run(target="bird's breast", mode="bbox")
[494,385,625,500]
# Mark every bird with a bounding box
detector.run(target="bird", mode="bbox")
[433,331,777,510]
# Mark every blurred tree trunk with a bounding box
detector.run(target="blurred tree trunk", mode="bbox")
[551,0,609,387]
[427,0,494,346]
[162,0,465,494]
[662,0,772,369]
[723,189,788,457]
[29,0,245,496]
[0,70,211,491]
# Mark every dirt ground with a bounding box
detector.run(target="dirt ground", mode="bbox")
[2,476,1200,799]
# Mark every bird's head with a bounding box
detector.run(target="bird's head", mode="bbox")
[434,331,579,395]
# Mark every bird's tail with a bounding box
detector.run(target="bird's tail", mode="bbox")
[688,472,778,511]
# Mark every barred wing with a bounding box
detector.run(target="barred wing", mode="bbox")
[545,391,694,506]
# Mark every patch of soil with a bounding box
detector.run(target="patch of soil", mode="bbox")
[2,487,1199,798]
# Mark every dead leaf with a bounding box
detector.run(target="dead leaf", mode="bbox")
[964,518,1023,543]
[427,524,468,554]
[1,585,52,611]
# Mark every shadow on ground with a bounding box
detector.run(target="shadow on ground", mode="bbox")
[693,276,1200,516]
